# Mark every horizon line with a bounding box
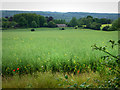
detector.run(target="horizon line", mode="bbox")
[1,9,118,14]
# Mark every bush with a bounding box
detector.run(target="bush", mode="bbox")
[59,28,65,30]
[48,21,56,28]
[31,21,38,28]
[31,29,35,31]
[109,18,120,31]
[43,23,48,27]
[74,26,78,29]
[102,26,110,31]
[90,22,101,30]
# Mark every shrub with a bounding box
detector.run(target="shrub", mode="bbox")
[31,21,38,28]
[109,18,120,31]
[59,28,65,30]
[61,28,65,30]
[74,26,78,29]
[43,23,48,27]
[48,21,56,28]
[102,26,110,31]
[31,29,35,31]
[91,40,120,88]
[90,22,101,30]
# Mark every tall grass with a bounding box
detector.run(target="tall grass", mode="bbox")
[2,28,118,76]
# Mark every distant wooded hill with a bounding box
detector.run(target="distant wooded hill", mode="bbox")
[1,10,118,22]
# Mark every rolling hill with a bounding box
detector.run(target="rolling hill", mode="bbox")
[1,10,118,22]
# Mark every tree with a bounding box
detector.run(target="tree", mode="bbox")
[54,19,66,24]
[18,16,28,27]
[77,18,84,27]
[13,13,46,28]
[87,16,93,19]
[69,17,78,27]
[90,22,101,30]
[9,16,13,21]
[43,23,48,27]
[47,16,54,22]
[2,17,8,21]
[48,21,56,28]
[85,16,93,28]
[109,18,120,31]
[38,15,46,27]
[102,26,110,31]
[9,21,18,28]
[31,21,38,28]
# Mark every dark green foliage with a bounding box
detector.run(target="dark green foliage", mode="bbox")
[109,18,120,31]
[2,17,8,21]
[48,21,56,28]
[13,13,46,28]
[102,26,110,31]
[87,16,93,19]
[43,23,48,27]
[1,12,113,30]
[18,16,28,27]
[77,16,111,30]
[69,17,78,27]
[90,22,101,30]
[65,75,68,79]
[31,29,35,31]
[74,26,78,29]
[54,19,66,24]
[2,21,18,29]
[94,18,112,24]
[59,28,65,30]
[91,40,120,88]
[9,16,13,21]
[38,15,47,27]
[31,21,37,28]
[2,10,118,22]
[2,21,10,28]
[46,16,53,22]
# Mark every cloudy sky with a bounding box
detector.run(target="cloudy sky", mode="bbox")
[1,0,119,13]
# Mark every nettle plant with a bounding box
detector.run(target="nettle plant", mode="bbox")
[91,40,120,88]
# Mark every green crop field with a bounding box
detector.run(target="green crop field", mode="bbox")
[2,28,119,88]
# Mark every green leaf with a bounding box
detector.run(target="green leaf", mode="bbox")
[65,75,68,79]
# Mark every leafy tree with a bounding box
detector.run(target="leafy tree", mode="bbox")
[38,15,47,27]
[47,16,54,22]
[2,21,10,28]
[77,18,84,27]
[102,26,110,31]
[48,21,56,28]
[87,16,93,19]
[90,22,101,30]
[2,21,18,28]
[109,18,120,31]
[43,23,48,27]
[18,16,28,27]
[69,17,78,27]
[54,19,66,24]
[2,18,8,21]
[9,21,18,28]
[93,18,111,24]
[13,13,46,27]
[9,16,13,21]
[31,21,38,28]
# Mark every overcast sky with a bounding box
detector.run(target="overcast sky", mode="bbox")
[1,0,119,13]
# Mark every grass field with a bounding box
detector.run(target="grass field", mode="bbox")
[2,28,119,88]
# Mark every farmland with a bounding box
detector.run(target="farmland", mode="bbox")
[2,28,119,88]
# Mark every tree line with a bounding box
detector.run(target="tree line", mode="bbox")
[0,13,119,31]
